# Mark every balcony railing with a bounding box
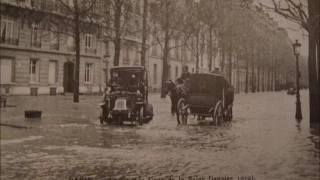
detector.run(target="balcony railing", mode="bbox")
[123,58,130,65]
[50,43,59,50]
[0,37,19,45]
[67,46,75,52]
[85,48,96,54]
[31,41,41,48]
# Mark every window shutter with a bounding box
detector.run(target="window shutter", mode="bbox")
[38,59,41,82]
[12,58,16,82]
[92,64,95,83]
[55,61,59,83]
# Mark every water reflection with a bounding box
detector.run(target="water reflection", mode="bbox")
[296,119,302,132]
[309,123,320,151]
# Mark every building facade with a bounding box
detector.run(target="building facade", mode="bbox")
[0,0,105,95]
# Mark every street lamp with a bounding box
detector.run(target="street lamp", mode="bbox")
[292,40,302,120]
[104,52,110,87]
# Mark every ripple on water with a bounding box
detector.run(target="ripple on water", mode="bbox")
[1,136,43,145]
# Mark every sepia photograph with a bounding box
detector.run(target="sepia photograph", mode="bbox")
[0,0,319,179]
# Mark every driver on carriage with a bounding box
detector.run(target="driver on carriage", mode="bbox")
[108,71,126,92]
[181,65,191,82]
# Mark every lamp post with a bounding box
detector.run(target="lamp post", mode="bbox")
[292,40,302,120]
[104,52,110,88]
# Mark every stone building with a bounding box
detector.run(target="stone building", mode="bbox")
[0,0,105,95]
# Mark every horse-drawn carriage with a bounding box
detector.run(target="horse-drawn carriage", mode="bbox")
[99,66,153,125]
[167,72,234,125]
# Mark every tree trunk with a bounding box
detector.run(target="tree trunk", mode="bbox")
[113,1,122,66]
[308,0,320,123]
[195,31,200,73]
[245,55,249,93]
[251,46,255,93]
[262,66,264,92]
[221,40,225,72]
[257,66,260,92]
[237,54,240,93]
[228,39,232,83]
[160,0,170,98]
[267,68,271,92]
[208,26,213,71]
[140,0,148,66]
[73,0,80,103]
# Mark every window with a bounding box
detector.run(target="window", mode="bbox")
[134,50,139,65]
[192,68,194,73]
[135,0,141,14]
[48,60,58,84]
[152,45,157,56]
[175,66,178,78]
[167,65,171,80]
[123,47,130,65]
[84,33,96,54]
[175,39,179,60]
[181,46,187,60]
[168,51,172,59]
[85,63,94,83]
[153,64,157,84]
[85,34,93,48]
[0,15,19,45]
[0,58,13,84]
[49,28,59,50]
[30,59,40,82]
[135,20,141,38]
[31,24,41,48]
[67,36,75,51]
[103,69,107,85]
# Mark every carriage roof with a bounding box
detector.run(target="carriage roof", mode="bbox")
[187,73,228,95]
[110,66,146,71]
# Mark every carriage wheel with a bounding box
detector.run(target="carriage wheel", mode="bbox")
[212,101,223,126]
[138,106,145,126]
[176,98,188,125]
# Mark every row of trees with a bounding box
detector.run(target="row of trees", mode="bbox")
[253,0,319,123]
[5,0,316,123]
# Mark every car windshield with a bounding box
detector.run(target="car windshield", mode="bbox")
[111,68,144,87]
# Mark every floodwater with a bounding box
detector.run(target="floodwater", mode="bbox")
[0,90,319,180]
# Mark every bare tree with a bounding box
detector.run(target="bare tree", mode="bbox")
[149,0,194,98]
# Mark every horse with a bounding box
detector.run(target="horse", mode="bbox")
[164,78,188,115]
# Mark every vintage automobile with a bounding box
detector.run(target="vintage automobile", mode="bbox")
[99,66,153,125]
[175,72,234,125]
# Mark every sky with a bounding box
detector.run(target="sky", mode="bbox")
[254,0,309,57]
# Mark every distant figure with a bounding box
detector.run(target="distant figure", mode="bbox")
[181,66,191,82]
[211,67,224,75]
[129,74,140,92]
[129,74,139,87]
[108,72,126,91]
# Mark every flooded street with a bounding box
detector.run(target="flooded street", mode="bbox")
[1,90,319,180]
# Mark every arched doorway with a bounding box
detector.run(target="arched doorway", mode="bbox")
[63,62,74,93]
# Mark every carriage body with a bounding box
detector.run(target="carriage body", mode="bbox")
[176,72,233,125]
[100,66,153,125]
